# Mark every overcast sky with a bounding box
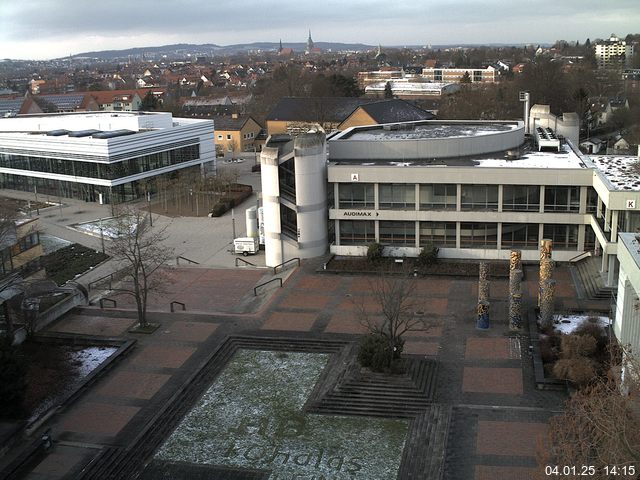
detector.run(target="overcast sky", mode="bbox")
[1,0,639,60]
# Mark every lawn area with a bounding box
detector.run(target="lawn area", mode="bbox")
[155,349,408,479]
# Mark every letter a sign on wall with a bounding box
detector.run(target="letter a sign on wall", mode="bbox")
[351,173,359,182]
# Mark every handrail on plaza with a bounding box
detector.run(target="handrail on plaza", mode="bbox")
[254,277,283,296]
[99,297,117,309]
[170,301,186,312]
[88,272,115,291]
[235,257,256,267]
[176,256,199,266]
[273,257,300,275]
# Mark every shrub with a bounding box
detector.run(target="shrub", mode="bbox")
[560,334,597,359]
[539,336,559,364]
[209,202,229,217]
[574,321,607,353]
[358,334,393,372]
[552,357,596,386]
[416,244,439,267]
[366,242,384,264]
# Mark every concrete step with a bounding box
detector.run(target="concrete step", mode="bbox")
[574,257,615,300]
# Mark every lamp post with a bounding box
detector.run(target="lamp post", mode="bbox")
[99,217,105,254]
[147,191,153,226]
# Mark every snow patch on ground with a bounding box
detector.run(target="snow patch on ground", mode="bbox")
[74,217,137,239]
[551,314,611,335]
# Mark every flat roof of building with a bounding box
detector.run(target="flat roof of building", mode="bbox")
[331,141,588,169]
[338,121,518,141]
[0,111,212,138]
[619,233,640,270]
[589,155,640,191]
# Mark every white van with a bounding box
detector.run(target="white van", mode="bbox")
[233,237,259,256]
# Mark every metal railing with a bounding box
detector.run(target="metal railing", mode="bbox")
[99,298,117,308]
[235,257,256,267]
[273,257,300,275]
[568,251,592,263]
[176,256,199,265]
[170,301,186,312]
[254,277,283,296]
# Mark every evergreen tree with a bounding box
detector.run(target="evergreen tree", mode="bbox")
[384,81,394,99]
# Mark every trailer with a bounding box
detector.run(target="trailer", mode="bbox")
[233,237,259,256]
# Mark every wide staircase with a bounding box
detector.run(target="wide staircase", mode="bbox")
[572,256,616,300]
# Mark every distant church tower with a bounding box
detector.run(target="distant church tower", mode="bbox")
[306,30,314,54]
[279,39,283,53]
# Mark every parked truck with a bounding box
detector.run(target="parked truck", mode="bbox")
[233,237,259,256]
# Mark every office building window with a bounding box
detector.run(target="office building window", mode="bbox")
[338,183,374,209]
[502,185,540,211]
[460,223,498,248]
[544,186,580,212]
[586,187,598,214]
[543,224,579,250]
[461,185,498,211]
[280,205,297,240]
[379,221,415,245]
[501,223,538,249]
[339,220,375,245]
[419,222,456,247]
[419,184,456,210]
[379,184,415,210]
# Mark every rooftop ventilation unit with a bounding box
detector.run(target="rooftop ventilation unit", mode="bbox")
[534,126,560,152]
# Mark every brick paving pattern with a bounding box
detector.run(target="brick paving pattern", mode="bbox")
[462,367,524,395]
[130,344,196,369]
[98,371,171,400]
[157,321,218,342]
[465,337,511,360]
[475,465,537,480]
[59,403,141,436]
[476,421,548,456]
[261,311,318,331]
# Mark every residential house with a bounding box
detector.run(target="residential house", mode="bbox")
[0,96,43,117]
[266,97,424,137]
[29,93,99,113]
[1,218,42,277]
[214,114,263,154]
[579,137,606,154]
[599,97,630,125]
[338,99,434,130]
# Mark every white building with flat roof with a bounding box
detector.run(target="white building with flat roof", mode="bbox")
[260,107,640,290]
[0,111,214,204]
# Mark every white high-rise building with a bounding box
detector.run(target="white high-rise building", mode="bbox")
[595,34,634,69]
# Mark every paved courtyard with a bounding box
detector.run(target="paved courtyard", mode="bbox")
[0,188,610,479]
[1,255,603,480]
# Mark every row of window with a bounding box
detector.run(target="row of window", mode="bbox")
[11,232,40,256]
[339,220,588,250]
[0,145,200,181]
[337,183,595,213]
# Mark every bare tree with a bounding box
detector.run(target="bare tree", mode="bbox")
[107,208,173,328]
[356,271,436,368]
[537,346,640,479]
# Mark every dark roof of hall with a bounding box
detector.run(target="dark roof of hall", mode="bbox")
[356,99,434,123]
[265,97,432,123]
[213,115,260,131]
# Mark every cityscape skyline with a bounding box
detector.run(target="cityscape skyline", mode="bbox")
[1,0,639,61]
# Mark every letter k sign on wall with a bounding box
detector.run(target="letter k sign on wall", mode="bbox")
[627,199,636,209]
[351,173,359,182]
